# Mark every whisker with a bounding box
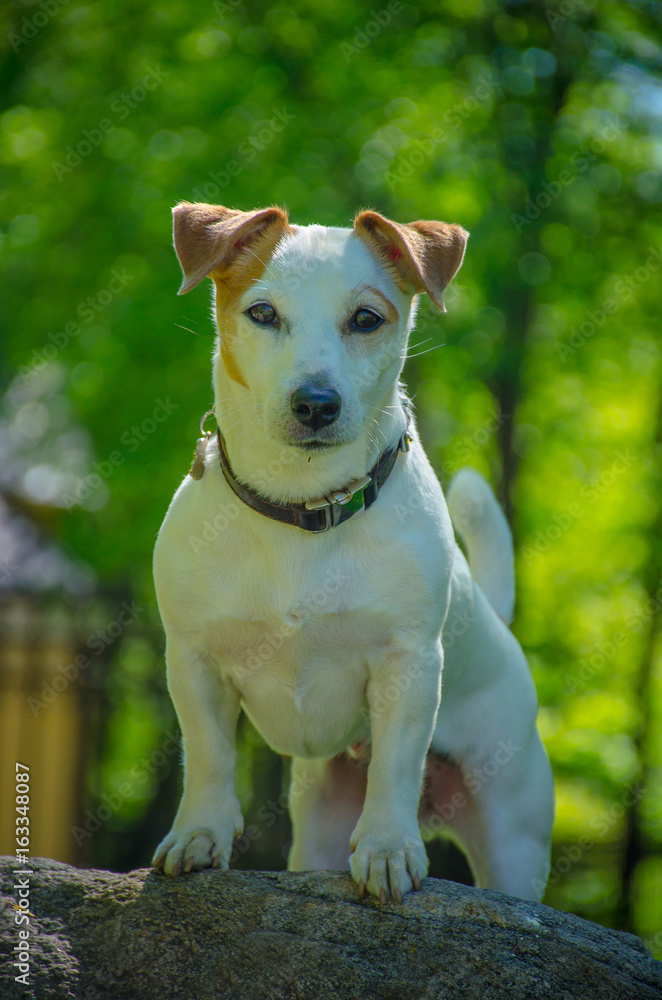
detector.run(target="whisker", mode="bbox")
[222,413,254,435]
[404,343,446,360]
[175,323,203,338]
[369,415,389,448]
[245,430,270,458]
[217,401,254,418]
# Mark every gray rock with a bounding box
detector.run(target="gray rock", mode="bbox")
[1,857,661,999]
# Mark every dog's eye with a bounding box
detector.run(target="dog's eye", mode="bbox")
[351,308,383,333]
[246,302,278,325]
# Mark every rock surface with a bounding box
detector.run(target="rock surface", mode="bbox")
[1,857,661,999]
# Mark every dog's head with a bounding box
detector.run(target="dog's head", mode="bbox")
[173,202,467,485]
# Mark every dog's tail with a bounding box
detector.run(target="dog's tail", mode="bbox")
[446,468,515,624]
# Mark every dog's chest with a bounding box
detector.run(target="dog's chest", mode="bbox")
[158,482,445,758]
[159,552,385,758]
[212,606,386,756]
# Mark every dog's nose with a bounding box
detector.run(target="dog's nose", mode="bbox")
[291,386,341,430]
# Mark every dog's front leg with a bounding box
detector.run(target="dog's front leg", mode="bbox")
[152,635,243,875]
[350,640,442,902]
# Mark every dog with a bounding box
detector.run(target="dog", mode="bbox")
[151,202,554,903]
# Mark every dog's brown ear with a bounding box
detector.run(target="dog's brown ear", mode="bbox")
[172,202,290,295]
[354,210,468,312]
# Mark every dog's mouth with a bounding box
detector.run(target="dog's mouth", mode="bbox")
[290,438,339,451]
[283,423,349,451]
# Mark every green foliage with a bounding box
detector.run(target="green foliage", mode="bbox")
[2,0,662,949]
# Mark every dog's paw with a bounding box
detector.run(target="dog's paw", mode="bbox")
[152,808,243,876]
[349,815,428,903]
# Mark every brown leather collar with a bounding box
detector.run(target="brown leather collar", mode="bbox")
[216,427,411,532]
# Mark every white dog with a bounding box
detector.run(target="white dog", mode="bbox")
[151,202,554,903]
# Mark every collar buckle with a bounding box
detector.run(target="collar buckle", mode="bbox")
[304,496,332,512]
[328,489,352,506]
[310,504,334,532]
[304,473,372,513]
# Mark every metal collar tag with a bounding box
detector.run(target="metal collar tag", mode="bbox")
[188,408,216,480]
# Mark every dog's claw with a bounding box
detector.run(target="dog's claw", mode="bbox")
[412,874,421,891]
[357,880,366,900]
[379,888,387,904]
[184,856,195,873]
[393,887,403,903]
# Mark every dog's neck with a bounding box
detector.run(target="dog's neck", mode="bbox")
[214,368,409,505]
